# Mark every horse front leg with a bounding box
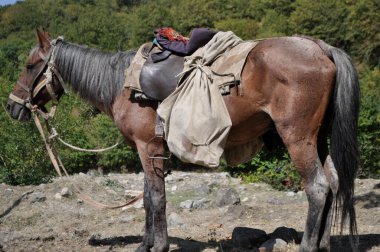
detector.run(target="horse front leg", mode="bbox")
[136,140,169,252]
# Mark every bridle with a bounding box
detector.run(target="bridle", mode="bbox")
[8,36,68,119]
[7,36,143,209]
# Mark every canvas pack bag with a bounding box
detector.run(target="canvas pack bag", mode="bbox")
[157,31,242,167]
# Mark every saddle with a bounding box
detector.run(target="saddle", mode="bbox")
[139,45,184,101]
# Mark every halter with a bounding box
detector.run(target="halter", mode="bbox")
[8,36,68,119]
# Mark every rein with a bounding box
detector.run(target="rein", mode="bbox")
[11,37,143,209]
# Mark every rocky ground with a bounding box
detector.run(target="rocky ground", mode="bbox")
[0,171,379,252]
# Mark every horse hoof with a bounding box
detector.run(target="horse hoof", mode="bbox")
[151,245,169,252]
[135,244,151,252]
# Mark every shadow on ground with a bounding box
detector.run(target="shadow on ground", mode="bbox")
[88,231,380,251]
[331,233,380,252]
[355,189,380,209]
[88,234,233,251]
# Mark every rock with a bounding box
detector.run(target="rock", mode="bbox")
[61,187,70,197]
[180,199,194,209]
[192,198,211,209]
[38,184,46,189]
[30,192,46,203]
[259,238,287,252]
[225,205,250,221]
[168,212,184,227]
[241,197,249,202]
[269,226,299,243]
[54,193,62,200]
[171,185,177,191]
[286,191,296,197]
[195,184,211,195]
[216,188,240,207]
[4,188,13,195]
[232,227,268,250]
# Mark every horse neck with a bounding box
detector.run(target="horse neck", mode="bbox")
[53,42,135,115]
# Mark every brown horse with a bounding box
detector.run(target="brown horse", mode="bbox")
[6,29,359,252]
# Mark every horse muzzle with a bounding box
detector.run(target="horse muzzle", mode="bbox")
[6,99,32,122]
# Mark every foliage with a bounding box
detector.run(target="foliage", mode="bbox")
[225,150,301,191]
[0,78,54,185]
[0,0,379,186]
[357,66,380,177]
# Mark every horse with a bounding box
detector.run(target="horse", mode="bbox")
[6,29,360,252]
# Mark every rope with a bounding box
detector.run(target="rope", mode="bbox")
[57,136,122,153]
[47,127,122,153]
[32,110,143,209]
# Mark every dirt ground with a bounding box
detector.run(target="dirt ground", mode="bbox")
[0,171,379,252]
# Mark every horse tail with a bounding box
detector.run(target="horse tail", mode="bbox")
[328,46,360,247]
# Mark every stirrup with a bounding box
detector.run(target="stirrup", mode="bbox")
[147,114,171,160]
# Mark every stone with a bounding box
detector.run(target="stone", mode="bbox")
[192,198,212,209]
[232,227,268,250]
[195,184,211,195]
[180,199,194,209]
[30,192,46,203]
[241,197,249,202]
[216,188,241,207]
[286,191,296,197]
[171,185,177,191]
[225,205,250,220]
[60,187,70,197]
[269,226,299,243]
[259,238,287,252]
[54,193,62,200]
[4,188,13,195]
[168,212,184,227]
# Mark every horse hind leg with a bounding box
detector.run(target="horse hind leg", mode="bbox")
[281,137,330,252]
[319,155,339,251]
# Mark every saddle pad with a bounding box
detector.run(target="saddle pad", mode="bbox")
[124,43,149,92]
[124,40,258,98]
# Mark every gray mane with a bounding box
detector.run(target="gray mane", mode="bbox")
[54,41,136,111]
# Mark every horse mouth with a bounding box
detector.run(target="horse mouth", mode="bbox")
[6,100,31,122]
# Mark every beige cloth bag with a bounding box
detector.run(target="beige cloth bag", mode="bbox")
[157,31,242,167]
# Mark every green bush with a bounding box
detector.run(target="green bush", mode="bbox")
[357,66,380,178]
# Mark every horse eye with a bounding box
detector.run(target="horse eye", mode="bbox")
[26,64,34,70]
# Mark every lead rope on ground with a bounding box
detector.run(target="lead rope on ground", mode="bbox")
[32,109,143,209]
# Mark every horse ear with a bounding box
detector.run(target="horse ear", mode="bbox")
[36,28,50,48]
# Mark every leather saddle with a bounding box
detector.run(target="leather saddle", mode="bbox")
[139,46,184,101]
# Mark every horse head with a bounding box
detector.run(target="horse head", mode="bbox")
[6,29,65,121]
